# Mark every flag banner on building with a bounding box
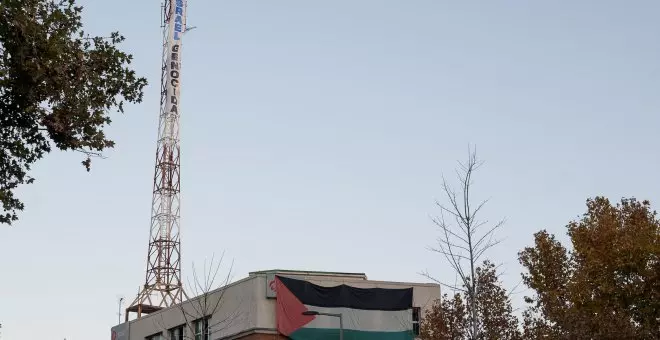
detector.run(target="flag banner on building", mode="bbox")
[275,275,414,340]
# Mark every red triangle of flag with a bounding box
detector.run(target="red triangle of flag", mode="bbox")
[275,276,316,336]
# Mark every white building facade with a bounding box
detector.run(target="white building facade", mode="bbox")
[111,270,440,340]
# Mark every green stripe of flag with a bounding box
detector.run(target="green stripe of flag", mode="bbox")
[290,328,414,340]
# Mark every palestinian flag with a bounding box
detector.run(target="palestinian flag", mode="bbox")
[275,275,414,340]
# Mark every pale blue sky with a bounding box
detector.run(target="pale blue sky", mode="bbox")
[1,1,659,339]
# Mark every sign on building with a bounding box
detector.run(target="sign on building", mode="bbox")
[266,273,277,298]
[111,322,128,340]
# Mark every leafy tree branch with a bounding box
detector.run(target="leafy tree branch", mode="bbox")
[0,0,147,224]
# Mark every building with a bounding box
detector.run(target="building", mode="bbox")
[111,269,440,340]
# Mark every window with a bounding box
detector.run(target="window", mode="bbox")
[412,307,421,336]
[169,325,184,340]
[193,317,210,340]
[146,332,163,340]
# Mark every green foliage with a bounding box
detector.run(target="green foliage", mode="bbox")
[0,0,147,224]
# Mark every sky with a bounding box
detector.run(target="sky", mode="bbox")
[1,1,660,339]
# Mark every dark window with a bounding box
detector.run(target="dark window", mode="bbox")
[412,307,421,336]
[169,325,184,340]
[146,332,163,340]
[194,317,210,340]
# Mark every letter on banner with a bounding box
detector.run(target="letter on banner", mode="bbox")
[165,0,186,118]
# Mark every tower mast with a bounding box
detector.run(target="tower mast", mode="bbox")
[126,0,188,321]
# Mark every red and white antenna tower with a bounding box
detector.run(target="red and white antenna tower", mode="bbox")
[126,0,188,320]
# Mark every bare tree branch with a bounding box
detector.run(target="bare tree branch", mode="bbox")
[424,145,508,340]
[420,269,467,293]
[152,252,244,340]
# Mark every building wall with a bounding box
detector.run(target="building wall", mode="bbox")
[126,276,259,340]
[238,334,285,340]
[119,272,440,340]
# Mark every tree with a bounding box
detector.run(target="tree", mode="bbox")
[155,253,245,339]
[420,292,467,340]
[420,261,521,340]
[422,147,519,339]
[0,0,147,225]
[519,197,660,339]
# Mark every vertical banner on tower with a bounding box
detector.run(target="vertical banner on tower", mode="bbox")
[165,0,186,118]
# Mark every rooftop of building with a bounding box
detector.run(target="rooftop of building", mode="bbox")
[248,269,368,280]
[248,268,439,287]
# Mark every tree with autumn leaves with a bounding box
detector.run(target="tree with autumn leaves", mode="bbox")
[422,150,660,339]
[420,260,521,340]
[519,197,660,339]
[422,149,521,340]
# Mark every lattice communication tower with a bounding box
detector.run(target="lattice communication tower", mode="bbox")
[126,0,188,321]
